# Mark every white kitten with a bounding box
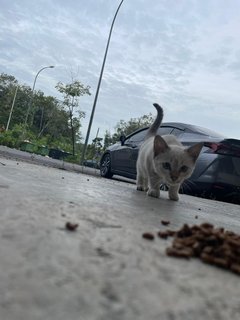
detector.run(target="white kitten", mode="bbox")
[136,103,203,201]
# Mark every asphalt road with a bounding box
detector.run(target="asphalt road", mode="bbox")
[1,153,240,320]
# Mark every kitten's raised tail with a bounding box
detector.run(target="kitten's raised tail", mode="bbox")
[145,103,164,140]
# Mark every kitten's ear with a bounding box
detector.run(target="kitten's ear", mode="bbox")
[154,135,169,157]
[186,142,203,162]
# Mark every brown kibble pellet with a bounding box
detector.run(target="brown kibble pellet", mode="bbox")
[166,230,176,236]
[192,241,204,256]
[202,246,214,254]
[177,224,192,237]
[161,220,170,226]
[172,241,184,250]
[65,222,79,231]
[160,222,240,276]
[230,263,240,274]
[166,247,193,259]
[200,222,214,229]
[212,257,229,268]
[225,231,235,237]
[201,253,228,268]
[157,231,169,239]
[142,232,155,240]
[226,237,240,248]
[200,253,215,264]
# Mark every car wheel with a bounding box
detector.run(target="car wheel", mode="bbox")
[100,153,113,178]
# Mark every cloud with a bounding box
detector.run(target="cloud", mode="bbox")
[1,0,240,140]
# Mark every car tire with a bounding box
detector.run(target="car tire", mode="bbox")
[100,153,113,178]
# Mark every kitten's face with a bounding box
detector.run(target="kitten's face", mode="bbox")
[153,149,195,185]
[153,136,203,186]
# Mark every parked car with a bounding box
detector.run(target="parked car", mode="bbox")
[100,122,240,204]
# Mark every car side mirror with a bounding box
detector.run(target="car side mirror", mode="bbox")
[119,134,126,146]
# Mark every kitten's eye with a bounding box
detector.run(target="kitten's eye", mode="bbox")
[180,165,188,172]
[162,162,171,170]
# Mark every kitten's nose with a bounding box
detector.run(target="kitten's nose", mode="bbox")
[171,175,178,182]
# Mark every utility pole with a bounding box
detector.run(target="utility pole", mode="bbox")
[6,85,19,131]
[80,0,125,164]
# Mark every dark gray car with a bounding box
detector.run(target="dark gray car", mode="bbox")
[100,122,240,204]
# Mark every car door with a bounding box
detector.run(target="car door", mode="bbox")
[112,129,147,176]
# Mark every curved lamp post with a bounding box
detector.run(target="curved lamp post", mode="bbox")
[81,0,125,165]
[24,65,55,126]
[6,85,19,131]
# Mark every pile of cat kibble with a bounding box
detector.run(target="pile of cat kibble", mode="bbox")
[143,222,240,275]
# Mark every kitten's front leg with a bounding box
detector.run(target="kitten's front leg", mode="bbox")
[147,176,161,198]
[136,174,148,192]
[168,184,180,201]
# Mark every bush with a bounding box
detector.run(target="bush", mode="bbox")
[0,129,20,148]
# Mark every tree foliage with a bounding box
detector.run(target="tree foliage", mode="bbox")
[115,113,154,136]
[0,73,91,155]
[0,72,155,164]
[56,80,91,155]
[102,113,154,148]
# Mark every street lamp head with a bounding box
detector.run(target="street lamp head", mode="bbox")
[24,64,55,127]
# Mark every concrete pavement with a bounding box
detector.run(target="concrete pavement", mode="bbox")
[0,156,240,320]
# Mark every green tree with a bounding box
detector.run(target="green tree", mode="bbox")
[86,137,103,160]
[0,74,35,131]
[56,80,91,155]
[103,113,154,148]
[114,113,154,137]
[0,73,18,127]
[11,85,32,126]
[33,95,63,137]
[0,73,85,152]
[103,130,113,149]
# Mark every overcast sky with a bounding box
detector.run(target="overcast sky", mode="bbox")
[1,0,240,141]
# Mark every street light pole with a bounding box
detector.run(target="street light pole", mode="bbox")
[6,85,19,131]
[24,65,55,127]
[80,0,125,165]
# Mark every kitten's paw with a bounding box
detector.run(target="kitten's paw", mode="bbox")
[137,185,148,192]
[168,185,180,201]
[168,193,179,201]
[147,189,160,198]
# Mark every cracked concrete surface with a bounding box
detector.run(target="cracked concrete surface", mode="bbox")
[0,157,240,320]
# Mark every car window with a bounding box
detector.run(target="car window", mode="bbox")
[157,127,173,135]
[171,128,184,137]
[124,127,174,146]
[125,129,147,145]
